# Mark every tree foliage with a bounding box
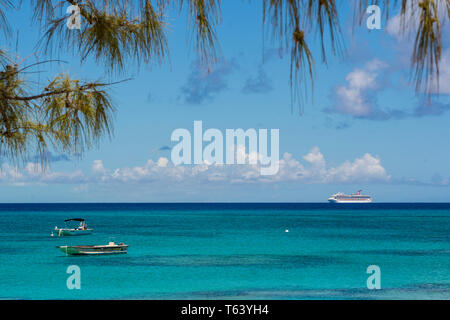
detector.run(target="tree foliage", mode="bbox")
[0,0,449,166]
[0,53,116,166]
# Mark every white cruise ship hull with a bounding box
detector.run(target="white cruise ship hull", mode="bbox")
[328,198,372,203]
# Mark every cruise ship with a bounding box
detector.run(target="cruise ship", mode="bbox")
[328,190,372,203]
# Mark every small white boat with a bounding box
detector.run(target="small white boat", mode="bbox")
[52,218,93,237]
[57,242,128,255]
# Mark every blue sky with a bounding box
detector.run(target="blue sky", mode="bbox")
[1,1,450,202]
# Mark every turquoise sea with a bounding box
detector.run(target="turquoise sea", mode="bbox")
[0,203,449,300]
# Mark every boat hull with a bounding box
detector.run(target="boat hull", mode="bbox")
[57,244,128,255]
[53,228,93,236]
[328,198,372,203]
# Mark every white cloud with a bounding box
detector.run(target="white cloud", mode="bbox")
[272,149,390,184]
[92,160,106,173]
[329,59,387,118]
[431,48,450,94]
[0,148,391,186]
[157,157,169,167]
[303,146,325,166]
[386,1,450,95]
[386,5,418,40]
[0,162,86,185]
[0,164,23,181]
[326,153,390,183]
[387,0,448,41]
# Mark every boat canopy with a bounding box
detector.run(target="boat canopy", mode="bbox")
[64,218,85,222]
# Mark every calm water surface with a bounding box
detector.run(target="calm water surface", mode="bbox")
[0,203,449,299]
